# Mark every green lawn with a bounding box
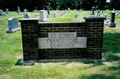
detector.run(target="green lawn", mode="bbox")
[0,10,120,79]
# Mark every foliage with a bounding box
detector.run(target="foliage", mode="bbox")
[0,0,120,11]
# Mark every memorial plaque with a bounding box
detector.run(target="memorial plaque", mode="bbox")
[38,32,87,49]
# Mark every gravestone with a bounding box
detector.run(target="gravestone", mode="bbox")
[91,6,95,15]
[60,13,63,16]
[53,13,57,18]
[35,14,37,18]
[47,6,50,15]
[116,10,118,16]
[23,9,27,14]
[74,9,76,12]
[57,10,59,13]
[79,9,81,13]
[68,8,70,13]
[95,10,100,17]
[74,13,78,18]
[16,6,20,13]
[64,10,66,14]
[108,11,116,28]
[51,14,53,18]
[6,18,21,33]
[39,10,48,21]
[24,12,31,18]
[0,9,4,16]
[103,14,107,20]
[0,9,6,16]
[6,8,9,14]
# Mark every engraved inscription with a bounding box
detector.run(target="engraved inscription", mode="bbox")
[48,32,76,48]
[38,32,87,49]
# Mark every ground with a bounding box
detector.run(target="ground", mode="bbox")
[0,10,120,79]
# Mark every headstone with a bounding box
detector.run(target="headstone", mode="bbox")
[51,14,54,18]
[16,6,20,13]
[6,8,9,14]
[53,13,57,18]
[116,10,118,16]
[91,6,95,15]
[68,8,70,13]
[39,10,48,21]
[64,10,66,14]
[24,12,31,18]
[60,13,63,16]
[0,9,6,16]
[79,9,81,13]
[0,9,4,16]
[108,11,116,28]
[74,13,78,18]
[62,12,64,15]
[103,14,107,20]
[95,10,100,17]
[47,6,50,15]
[35,14,37,18]
[74,9,76,12]
[57,10,59,13]
[6,18,21,33]
[24,9,27,14]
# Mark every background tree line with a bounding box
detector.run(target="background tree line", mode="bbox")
[0,0,120,11]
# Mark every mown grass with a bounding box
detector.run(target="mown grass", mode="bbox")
[0,10,120,79]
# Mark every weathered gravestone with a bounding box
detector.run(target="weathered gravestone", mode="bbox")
[79,9,81,13]
[91,6,95,15]
[108,11,116,28]
[64,10,66,14]
[53,13,57,18]
[6,8,9,14]
[39,10,48,21]
[57,10,59,13]
[24,12,31,18]
[68,8,70,13]
[95,10,100,17]
[0,9,6,16]
[16,6,20,13]
[47,6,50,15]
[51,14,53,18]
[6,18,21,33]
[116,10,118,16]
[74,9,76,12]
[74,13,78,18]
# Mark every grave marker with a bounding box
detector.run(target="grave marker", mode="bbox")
[6,8,9,14]
[39,10,48,21]
[6,18,21,33]
[24,12,31,18]
[108,11,116,28]
[91,6,95,15]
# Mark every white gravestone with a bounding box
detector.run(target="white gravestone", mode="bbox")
[39,10,48,21]
[24,12,31,18]
[6,18,21,33]
[38,32,87,49]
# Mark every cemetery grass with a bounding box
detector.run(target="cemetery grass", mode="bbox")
[0,10,120,79]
